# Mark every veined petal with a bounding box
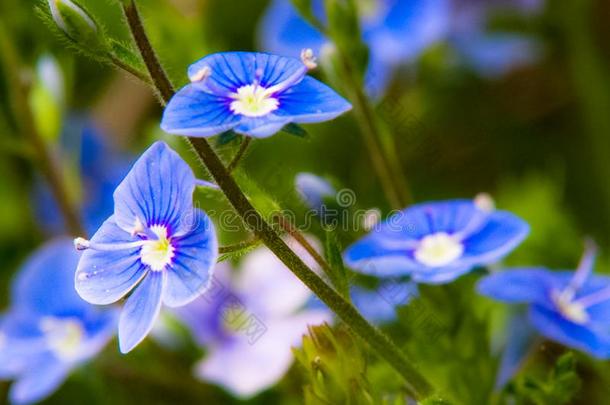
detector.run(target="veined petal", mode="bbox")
[196,310,329,398]
[163,209,218,308]
[118,271,166,353]
[161,84,239,137]
[276,76,352,123]
[477,268,554,305]
[76,217,145,305]
[187,52,307,95]
[113,141,196,235]
[9,354,69,405]
[411,265,474,284]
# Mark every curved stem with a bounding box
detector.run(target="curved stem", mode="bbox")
[120,1,433,398]
[227,136,252,173]
[0,21,85,237]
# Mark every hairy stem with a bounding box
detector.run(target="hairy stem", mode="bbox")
[121,1,433,398]
[227,136,252,173]
[0,21,85,237]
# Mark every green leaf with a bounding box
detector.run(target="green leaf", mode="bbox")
[281,123,309,138]
[324,228,349,298]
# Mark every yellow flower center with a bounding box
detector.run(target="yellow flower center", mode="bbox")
[229,84,279,117]
[414,232,464,267]
[140,225,175,271]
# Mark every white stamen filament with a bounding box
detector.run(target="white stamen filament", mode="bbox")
[300,48,317,70]
[189,65,212,83]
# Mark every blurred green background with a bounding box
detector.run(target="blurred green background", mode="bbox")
[0,0,609,403]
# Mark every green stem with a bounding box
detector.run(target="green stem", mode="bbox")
[336,50,412,209]
[0,21,85,237]
[218,237,260,255]
[227,136,252,173]
[120,0,433,398]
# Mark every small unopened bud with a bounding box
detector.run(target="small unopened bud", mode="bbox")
[189,65,211,83]
[300,48,318,70]
[474,193,495,212]
[74,237,90,251]
[131,217,146,236]
[47,0,107,50]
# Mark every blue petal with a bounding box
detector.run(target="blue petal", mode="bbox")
[119,271,166,353]
[495,311,538,388]
[258,0,327,60]
[276,76,352,123]
[12,239,86,316]
[460,211,530,266]
[365,0,450,64]
[160,84,240,137]
[196,311,329,398]
[233,115,292,138]
[163,209,218,307]
[477,268,554,305]
[529,304,610,359]
[9,354,69,405]
[351,281,418,323]
[295,172,336,212]
[0,312,48,378]
[363,55,393,100]
[113,141,196,235]
[411,265,474,284]
[187,52,307,94]
[76,217,145,305]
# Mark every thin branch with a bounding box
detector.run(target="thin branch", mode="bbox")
[227,136,252,173]
[0,21,85,237]
[218,237,260,255]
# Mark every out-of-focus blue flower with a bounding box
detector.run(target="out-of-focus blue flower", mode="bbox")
[161,52,351,138]
[295,172,336,213]
[74,141,218,353]
[344,198,529,284]
[350,280,418,323]
[449,0,545,77]
[478,243,610,359]
[0,239,116,405]
[259,0,450,97]
[34,117,133,235]
[174,239,330,398]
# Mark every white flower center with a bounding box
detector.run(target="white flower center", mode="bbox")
[140,225,175,271]
[552,291,590,325]
[229,84,279,117]
[40,317,84,361]
[414,232,464,267]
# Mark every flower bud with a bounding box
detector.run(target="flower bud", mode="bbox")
[47,0,107,51]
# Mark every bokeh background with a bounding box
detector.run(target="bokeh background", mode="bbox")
[0,0,609,403]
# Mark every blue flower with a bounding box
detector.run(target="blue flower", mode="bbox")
[161,52,352,138]
[344,198,529,284]
[295,172,336,213]
[74,141,218,353]
[34,117,133,235]
[449,0,544,77]
[173,241,329,398]
[350,280,418,323]
[478,243,610,358]
[0,239,116,405]
[259,0,450,97]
